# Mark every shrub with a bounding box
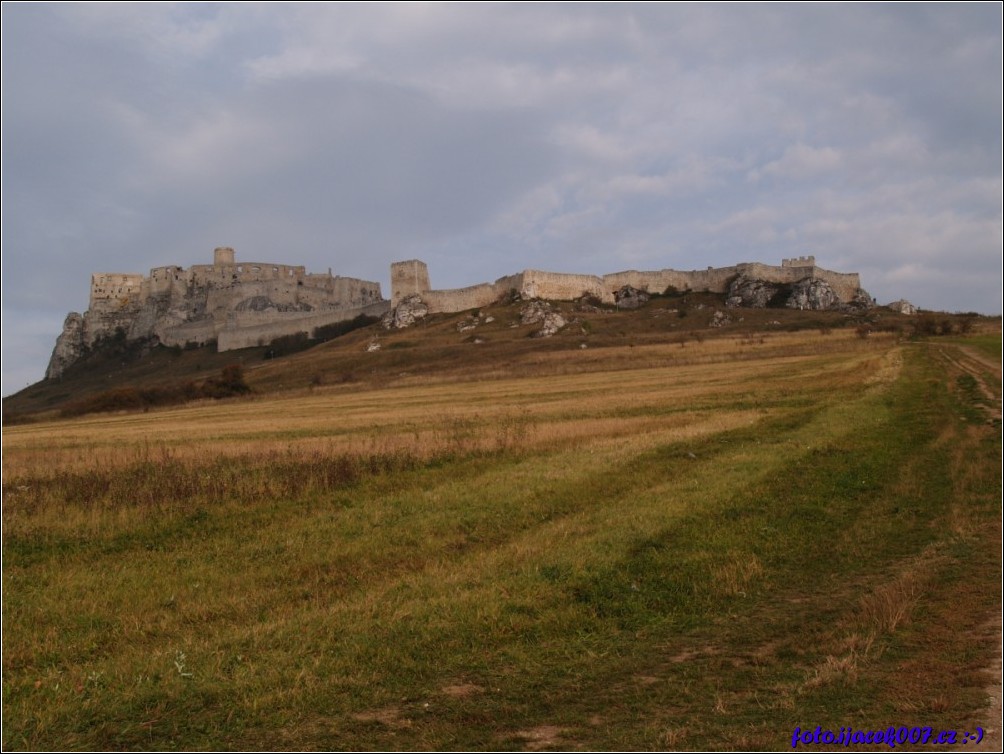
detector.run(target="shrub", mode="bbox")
[265,332,311,359]
[314,314,380,342]
[59,365,252,417]
[201,365,251,398]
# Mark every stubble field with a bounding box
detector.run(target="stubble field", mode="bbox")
[2,329,1000,750]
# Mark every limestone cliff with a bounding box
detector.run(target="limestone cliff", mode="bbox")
[45,313,87,380]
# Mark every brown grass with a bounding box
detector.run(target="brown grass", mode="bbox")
[2,330,895,478]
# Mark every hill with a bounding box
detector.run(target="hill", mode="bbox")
[2,296,1000,750]
[4,290,963,423]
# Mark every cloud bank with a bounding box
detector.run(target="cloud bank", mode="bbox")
[3,3,1001,394]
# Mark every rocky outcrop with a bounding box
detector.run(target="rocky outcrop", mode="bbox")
[520,301,567,337]
[726,274,876,312]
[382,294,429,329]
[725,275,780,308]
[849,289,876,310]
[45,313,86,379]
[785,278,839,311]
[613,285,650,310]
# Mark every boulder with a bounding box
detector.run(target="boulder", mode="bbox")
[520,301,566,337]
[614,285,650,310]
[710,310,731,327]
[847,288,876,310]
[887,299,918,315]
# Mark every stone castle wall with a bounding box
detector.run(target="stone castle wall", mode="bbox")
[406,259,859,316]
[89,273,147,312]
[782,255,816,267]
[420,282,506,313]
[738,262,860,301]
[520,270,607,302]
[214,301,391,352]
[602,265,740,296]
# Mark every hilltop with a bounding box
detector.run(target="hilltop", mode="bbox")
[3,286,984,423]
[42,248,874,383]
[3,292,1000,750]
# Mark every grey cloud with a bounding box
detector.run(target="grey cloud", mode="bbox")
[2,3,1001,395]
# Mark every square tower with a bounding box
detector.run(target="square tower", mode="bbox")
[390,260,431,306]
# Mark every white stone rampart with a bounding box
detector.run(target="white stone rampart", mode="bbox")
[738,262,860,301]
[420,283,504,313]
[520,270,607,302]
[214,301,391,351]
[406,259,862,316]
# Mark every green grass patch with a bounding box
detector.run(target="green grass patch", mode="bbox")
[3,344,999,750]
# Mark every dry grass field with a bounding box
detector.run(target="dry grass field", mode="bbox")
[2,325,1000,750]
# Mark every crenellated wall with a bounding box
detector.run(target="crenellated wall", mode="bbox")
[782,255,816,267]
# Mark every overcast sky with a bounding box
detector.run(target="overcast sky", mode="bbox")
[2,2,1001,396]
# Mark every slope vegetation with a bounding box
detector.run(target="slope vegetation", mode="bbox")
[3,320,1000,750]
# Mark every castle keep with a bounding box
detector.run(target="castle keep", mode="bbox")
[47,248,866,379]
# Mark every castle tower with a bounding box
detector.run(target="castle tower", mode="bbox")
[214,247,235,266]
[390,260,431,306]
[781,255,816,268]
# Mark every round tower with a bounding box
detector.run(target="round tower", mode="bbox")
[214,247,235,266]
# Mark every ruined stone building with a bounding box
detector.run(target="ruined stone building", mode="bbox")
[47,247,868,378]
[47,248,388,378]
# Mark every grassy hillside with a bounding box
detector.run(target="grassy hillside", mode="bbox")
[5,293,961,421]
[2,325,1000,750]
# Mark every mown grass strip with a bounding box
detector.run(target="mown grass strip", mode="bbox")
[2,343,999,751]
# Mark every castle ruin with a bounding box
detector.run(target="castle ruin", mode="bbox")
[391,256,862,314]
[47,248,867,379]
[47,248,388,378]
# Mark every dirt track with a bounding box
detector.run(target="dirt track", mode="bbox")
[935,343,1002,423]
